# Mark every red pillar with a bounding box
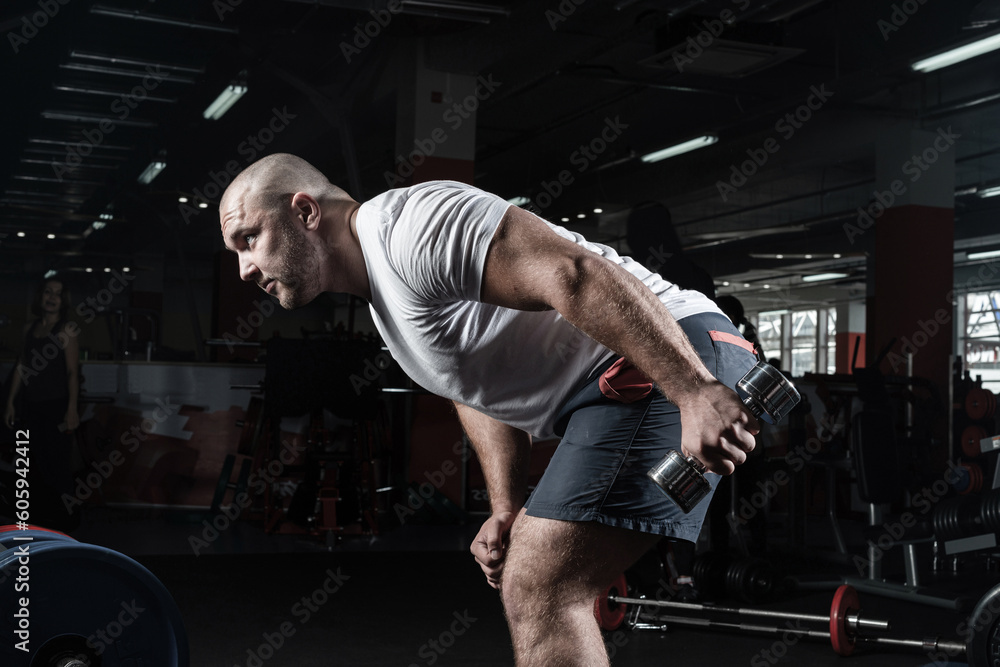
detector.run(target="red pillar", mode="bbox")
[866,128,956,394]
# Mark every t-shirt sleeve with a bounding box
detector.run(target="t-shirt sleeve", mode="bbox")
[383,182,512,303]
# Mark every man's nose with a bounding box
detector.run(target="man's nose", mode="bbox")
[239,255,259,282]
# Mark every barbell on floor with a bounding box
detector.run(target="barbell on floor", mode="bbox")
[596,574,1000,665]
[0,524,189,667]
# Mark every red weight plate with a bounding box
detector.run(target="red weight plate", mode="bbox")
[966,389,994,421]
[962,425,988,458]
[0,524,72,538]
[830,584,859,656]
[594,573,628,631]
[970,464,984,494]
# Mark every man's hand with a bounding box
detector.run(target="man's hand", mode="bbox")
[679,381,760,475]
[471,510,518,589]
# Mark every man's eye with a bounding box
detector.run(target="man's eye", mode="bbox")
[244,234,256,245]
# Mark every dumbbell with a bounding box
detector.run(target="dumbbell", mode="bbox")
[647,360,801,513]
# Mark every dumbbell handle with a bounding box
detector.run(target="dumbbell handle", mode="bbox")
[648,360,801,513]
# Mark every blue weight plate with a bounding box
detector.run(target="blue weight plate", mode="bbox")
[0,541,189,667]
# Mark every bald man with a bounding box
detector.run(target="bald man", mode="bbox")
[220,153,760,666]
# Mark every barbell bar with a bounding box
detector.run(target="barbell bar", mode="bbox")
[600,577,996,664]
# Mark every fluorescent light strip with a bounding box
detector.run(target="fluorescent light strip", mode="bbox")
[968,249,1000,260]
[801,272,849,283]
[978,186,1000,198]
[912,31,1000,72]
[640,135,717,163]
[137,161,166,185]
[203,84,248,120]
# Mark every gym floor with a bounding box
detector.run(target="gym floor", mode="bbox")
[70,508,981,667]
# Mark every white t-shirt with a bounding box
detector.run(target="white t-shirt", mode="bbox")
[356,181,722,438]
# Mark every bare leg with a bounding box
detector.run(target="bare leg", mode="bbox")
[500,512,659,666]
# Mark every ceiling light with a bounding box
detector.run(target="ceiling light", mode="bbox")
[775,254,784,259]
[47,233,56,239]
[804,254,813,259]
[123,267,130,272]
[576,213,586,219]
[968,249,1000,260]
[178,196,188,203]
[912,31,1000,72]
[561,217,569,222]
[16,232,25,238]
[137,160,166,185]
[198,201,209,209]
[640,135,718,164]
[593,208,603,214]
[833,253,842,259]
[203,79,248,121]
[85,267,93,273]
[978,186,1000,198]
[802,272,849,283]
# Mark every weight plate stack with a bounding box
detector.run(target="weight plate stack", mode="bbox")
[980,489,1000,534]
[933,495,982,542]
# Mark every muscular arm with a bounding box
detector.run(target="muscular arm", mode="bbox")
[480,206,758,474]
[453,401,531,513]
[454,401,531,589]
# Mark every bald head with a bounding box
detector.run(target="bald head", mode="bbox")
[221,153,351,218]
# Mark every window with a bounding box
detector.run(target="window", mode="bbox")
[753,307,838,376]
[962,291,1000,392]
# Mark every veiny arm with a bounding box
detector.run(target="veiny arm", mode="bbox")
[479,205,759,474]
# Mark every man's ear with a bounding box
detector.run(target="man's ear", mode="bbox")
[291,192,321,230]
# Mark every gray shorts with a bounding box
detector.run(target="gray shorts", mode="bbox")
[523,311,758,542]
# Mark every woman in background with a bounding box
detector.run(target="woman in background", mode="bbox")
[4,276,81,529]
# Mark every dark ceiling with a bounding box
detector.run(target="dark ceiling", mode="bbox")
[2,0,999,313]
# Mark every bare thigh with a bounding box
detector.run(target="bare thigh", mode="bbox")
[502,511,659,601]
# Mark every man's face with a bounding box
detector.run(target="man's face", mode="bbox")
[222,201,321,309]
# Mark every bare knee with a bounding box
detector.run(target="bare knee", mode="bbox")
[501,553,595,627]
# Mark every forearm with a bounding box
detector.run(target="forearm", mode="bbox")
[453,402,531,513]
